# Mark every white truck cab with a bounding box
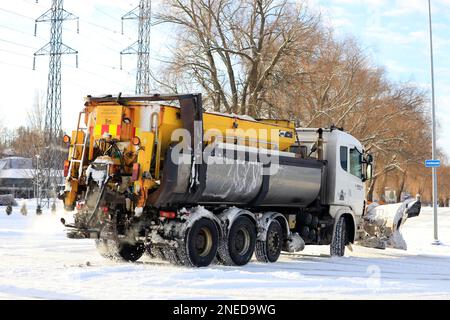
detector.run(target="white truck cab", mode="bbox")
[297,127,373,243]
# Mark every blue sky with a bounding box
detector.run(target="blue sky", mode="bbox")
[0,0,449,157]
[309,0,450,157]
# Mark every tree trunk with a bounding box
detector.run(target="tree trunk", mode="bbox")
[396,171,407,203]
[366,176,377,202]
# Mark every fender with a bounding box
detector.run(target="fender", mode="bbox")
[179,206,224,238]
[329,205,356,243]
[256,212,290,242]
[256,212,305,252]
[217,207,257,237]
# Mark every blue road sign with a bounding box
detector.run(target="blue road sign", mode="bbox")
[426,160,441,168]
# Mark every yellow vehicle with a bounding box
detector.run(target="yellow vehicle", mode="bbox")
[61,93,375,267]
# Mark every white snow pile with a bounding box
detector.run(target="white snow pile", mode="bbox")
[0,200,450,300]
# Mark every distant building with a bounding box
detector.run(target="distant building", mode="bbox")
[384,187,397,204]
[0,157,34,198]
[0,148,15,158]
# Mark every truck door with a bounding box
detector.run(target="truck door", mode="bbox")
[339,145,365,217]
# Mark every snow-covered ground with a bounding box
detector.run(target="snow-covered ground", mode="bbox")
[1,200,449,300]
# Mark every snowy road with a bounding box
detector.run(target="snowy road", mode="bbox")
[1,202,450,300]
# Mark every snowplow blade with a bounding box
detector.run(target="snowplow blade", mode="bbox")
[406,200,421,218]
[358,197,421,250]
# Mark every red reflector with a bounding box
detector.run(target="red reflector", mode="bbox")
[76,202,84,210]
[63,160,70,177]
[132,163,140,182]
[102,207,109,213]
[160,211,176,219]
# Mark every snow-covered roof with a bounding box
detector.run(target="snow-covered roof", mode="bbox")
[0,168,34,179]
[0,157,33,170]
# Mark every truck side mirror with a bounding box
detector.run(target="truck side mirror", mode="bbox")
[366,163,373,181]
[361,153,373,164]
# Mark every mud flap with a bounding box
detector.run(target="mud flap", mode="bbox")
[284,232,305,253]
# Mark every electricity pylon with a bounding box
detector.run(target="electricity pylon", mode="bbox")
[33,0,79,209]
[120,0,152,94]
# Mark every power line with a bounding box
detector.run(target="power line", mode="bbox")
[0,59,33,70]
[0,47,31,58]
[66,65,132,87]
[64,24,124,54]
[96,7,119,22]
[0,37,37,50]
[79,59,129,73]
[79,18,134,41]
[0,23,47,41]
[1,3,130,40]
[0,7,35,20]
[1,4,133,65]
[6,6,135,59]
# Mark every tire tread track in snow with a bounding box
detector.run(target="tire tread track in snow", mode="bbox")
[1,204,450,299]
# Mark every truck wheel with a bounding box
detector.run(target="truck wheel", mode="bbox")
[95,239,145,262]
[330,216,347,257]
[177,218,219,267]
[218,216,256,266]
[256,219,283,263]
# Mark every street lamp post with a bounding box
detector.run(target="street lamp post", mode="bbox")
[428,0,440,245]
[35,154,42,215]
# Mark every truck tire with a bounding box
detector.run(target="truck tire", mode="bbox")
[162,246,184,265]
[95,239,145,262]
[218,216,256,266]
[255,219,283,263]
[330,216,347,257]
[177,218,219,267]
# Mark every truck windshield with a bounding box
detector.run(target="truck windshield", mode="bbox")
[350,148,362,179]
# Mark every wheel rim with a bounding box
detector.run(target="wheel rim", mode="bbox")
[195,227,213,257]
[267,229,281,257]
[234,228,251,255]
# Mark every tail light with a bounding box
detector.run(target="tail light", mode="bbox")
[160,211,176,219]
[64,160,70,177]
[132,163,140,182]
[76,201,85,211]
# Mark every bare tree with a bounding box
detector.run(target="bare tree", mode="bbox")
[154,0,437,204]
[27,91,45,131]
[155,0,320,116]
